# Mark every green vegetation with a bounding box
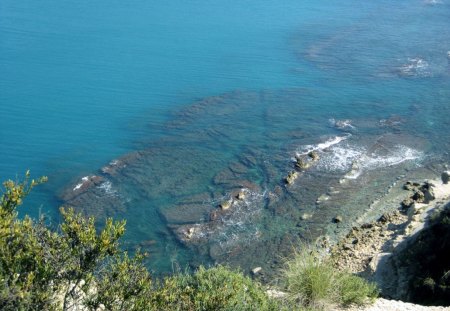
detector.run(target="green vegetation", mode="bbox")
[282,247,378,310]
[150,266,279,310]
[0,173,277,310]
[0,172,378,310]
[0,172,152,310]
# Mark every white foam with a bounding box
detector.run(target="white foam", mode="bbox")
[73,183,83,191]
[312,141,423,179]
[317,145,364,172]
[343,145,423,179]
[399,58,430,77]
[98,181,115,195]
[73,176,90,191]
[296,135,350,157]
[329,118,355,130]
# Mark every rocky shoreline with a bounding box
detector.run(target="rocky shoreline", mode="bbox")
[330,171,450,310]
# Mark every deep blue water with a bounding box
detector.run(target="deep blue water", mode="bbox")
[1,0,449,275]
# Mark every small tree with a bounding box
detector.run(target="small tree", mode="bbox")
[0,173,278,310]
[0,172,152,310]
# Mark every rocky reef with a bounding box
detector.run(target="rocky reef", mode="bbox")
[58,89,439,277]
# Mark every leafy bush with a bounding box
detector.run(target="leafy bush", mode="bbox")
[0,173,278,310]
[0,172,152,310]
[0,172,378,310]
[150,265,279,311]
[337,273,378,306]
[282,247,377,310]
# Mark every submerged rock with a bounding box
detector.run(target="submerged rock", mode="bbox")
[300,213,312,220]
[159,203,212,225]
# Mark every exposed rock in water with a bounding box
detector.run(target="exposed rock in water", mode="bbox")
[442,171,450,184]
[219,200,232,211]
[251,267,262,275]
[285,171,299,185]
[236,191,246,200]
[294,156,310,170]
[308,150,320,161]
[333,215,343,223]
[401,181,436,209]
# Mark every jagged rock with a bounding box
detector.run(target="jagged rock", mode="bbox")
[285,171,299,184]
[185,227,195,239]
[361,223,373,229]
[422,184,435,203]
[401,197,415,209]
[412,190,425,203]
[251,267,262,275]
[219,200,232,210]
[333,215,343,223]
[442,171,450,184]
[308,151,320,161]
[295,157,310,170]
[236,191,246,200]
[403,181,415,191]
[378,213,390,223]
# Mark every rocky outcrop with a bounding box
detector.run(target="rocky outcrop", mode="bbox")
[285,171,299,184]
[331,178,450,306]
[402,181,435,205]
[295,157,310,170]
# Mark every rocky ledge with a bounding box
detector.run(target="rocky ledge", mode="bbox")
[331,173,450,308]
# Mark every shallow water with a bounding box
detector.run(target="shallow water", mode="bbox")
[1,0,449,276]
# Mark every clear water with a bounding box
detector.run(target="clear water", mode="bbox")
[1,0,449,276]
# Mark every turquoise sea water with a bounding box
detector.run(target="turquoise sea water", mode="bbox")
[1,0,449,275]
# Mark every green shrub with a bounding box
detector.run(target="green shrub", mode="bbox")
[0,172,152,310]
[150,265,278,311]
[0,173,279,310]
[0,172,376,310]
[282,247,378,310]
[337,273,378,306]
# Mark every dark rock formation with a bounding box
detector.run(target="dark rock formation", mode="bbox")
[442,171,450,184]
